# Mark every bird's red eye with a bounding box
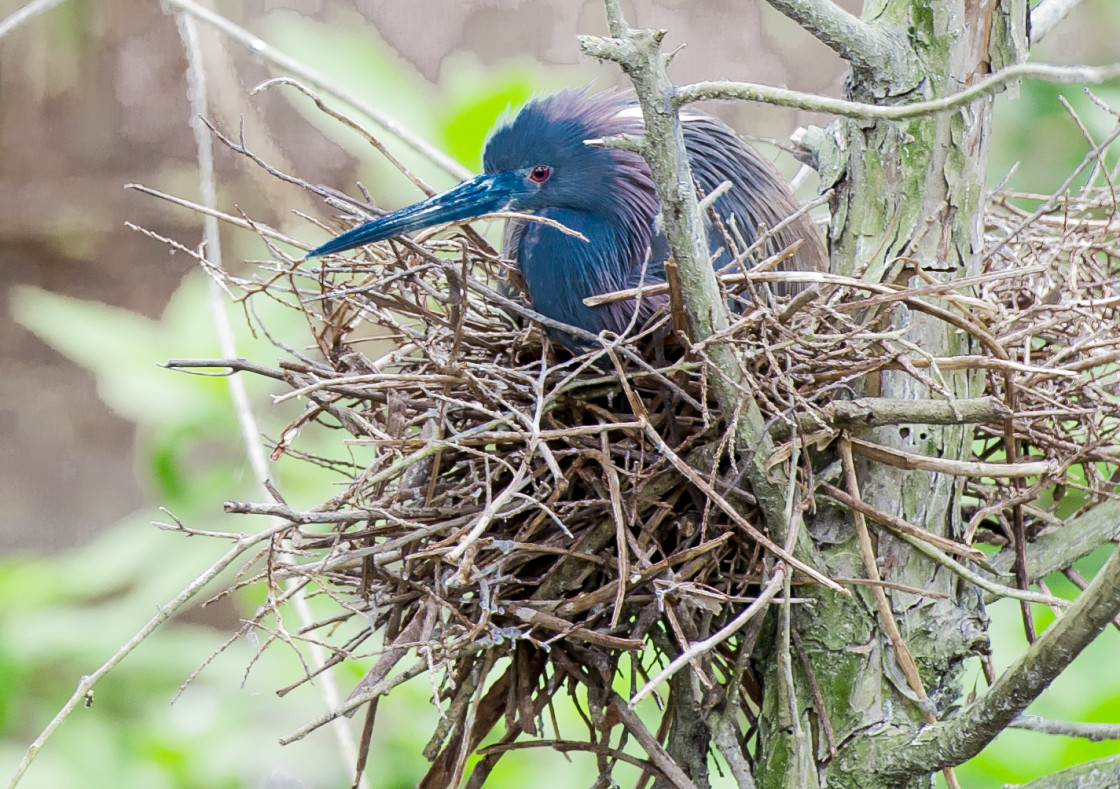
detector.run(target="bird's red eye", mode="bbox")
[529,165,551,183]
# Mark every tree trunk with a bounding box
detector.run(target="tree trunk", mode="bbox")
[755,2,1028,787]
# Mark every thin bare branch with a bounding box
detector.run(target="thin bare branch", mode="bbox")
[1005,753,1120,789]
[839,439,935,721]
[1010,715,1120,742]
[630,566,786,707]
[850,437,1054,478]
[174,16,364,783]
[989,498,1120,585]
[160,0,472,181]
[676,61,1120,121]
[4,522,293,789]
[0,0,68,40]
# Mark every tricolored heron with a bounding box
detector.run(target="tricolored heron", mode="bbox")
[308,89,826,342]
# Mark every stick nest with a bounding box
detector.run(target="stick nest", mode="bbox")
[150,130,1119,783]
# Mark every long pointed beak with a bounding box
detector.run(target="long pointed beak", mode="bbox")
[306,172,521,258]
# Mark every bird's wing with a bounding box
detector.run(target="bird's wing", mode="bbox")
[682,114,827,283]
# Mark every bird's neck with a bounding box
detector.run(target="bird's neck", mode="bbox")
[513,207,655,336]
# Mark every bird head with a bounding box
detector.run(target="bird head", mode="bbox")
[306,89,654,259]
[481,88,649,215]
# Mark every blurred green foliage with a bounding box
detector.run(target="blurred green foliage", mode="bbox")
[262,9,582,204]
[4,7,1120,789]
[943,546,1120,789]
[989,81,1120,194]
[2,276,353,788]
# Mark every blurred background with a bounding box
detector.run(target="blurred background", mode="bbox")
[1,1,1118,787]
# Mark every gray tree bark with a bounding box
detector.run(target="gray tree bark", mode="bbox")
[757,2,1028,788]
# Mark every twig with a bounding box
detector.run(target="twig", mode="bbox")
[1030,0,1091,43]
[160,0,472,181]
[252,77,437,197]
[506,606,644,651]
[164,357,290,381]
[444,435,537,563]
[708,718,758,789]
[639,420,843,593]
[791,626,837,757]
[125,184,305,249]
[609,694,702,789]
[831,577,949,599]
[763,0,907,77]
[174,15,364,783]
[839,439,935,722]
[885,527,1073,609]
[279,657,438,744]
[770,396,1011,439]
[1010,715,1120,741]
[1063,567,1120,633]
[777,436,810,783]
[579,0,812,570]
[479,738,686,786]
[676,61,1120,122]
[819,484,988,563]
[629,565,785,707]
[849,436,1054,478]
[599,432,630,630]
[1004,753,1120,789]
[988,497,1120,584]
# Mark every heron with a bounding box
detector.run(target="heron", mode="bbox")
[307,88,826,344]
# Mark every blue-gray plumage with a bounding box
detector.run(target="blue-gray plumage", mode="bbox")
[307,89,825,341]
